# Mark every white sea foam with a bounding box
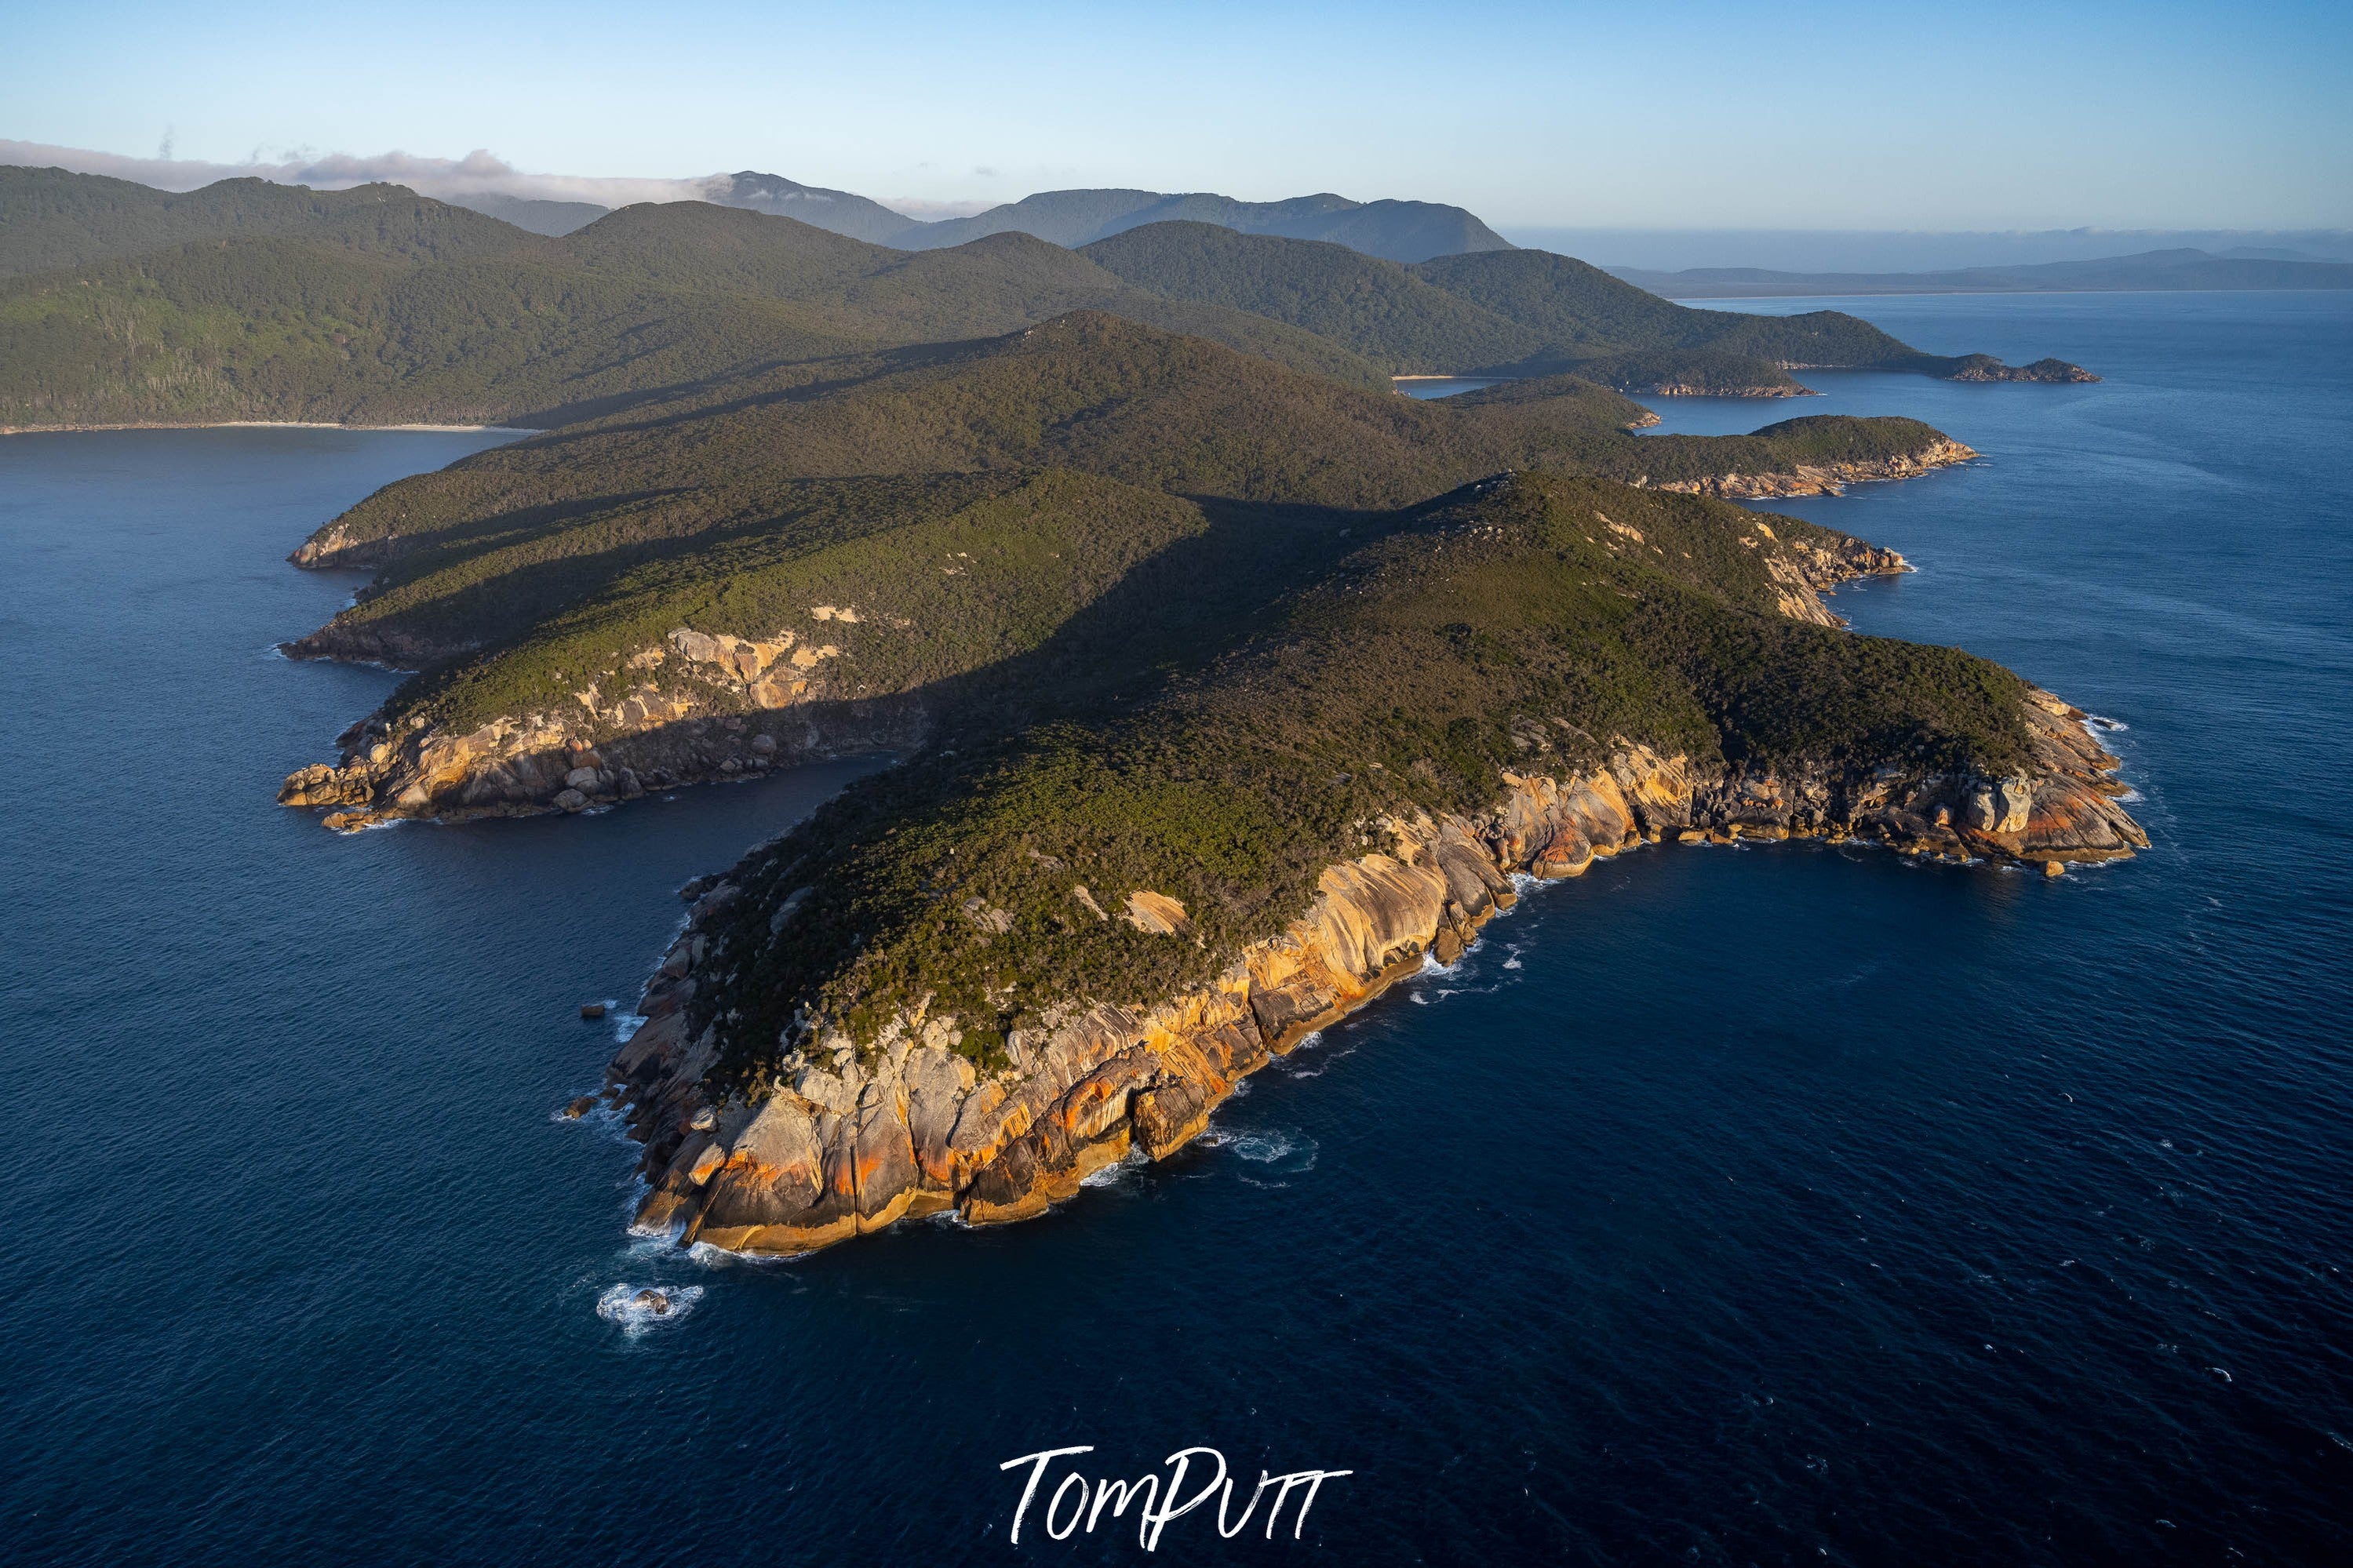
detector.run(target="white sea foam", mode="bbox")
[1220,1129,1317,1171]
[1281,1039,1356,1080]
[683,1239,803,1268]
[596,1282,705,1332]
[1080,1147,1150,1188]
[610,1008,647,1043]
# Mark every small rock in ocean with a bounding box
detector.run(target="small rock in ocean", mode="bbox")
[596,1282,703,1330]
[563,1095,596,1119]
[2044,859,2066,878]
[581,1002,606,1020]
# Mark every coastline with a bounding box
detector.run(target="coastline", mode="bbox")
[0,420,538,437]
[607,693,2144,1260]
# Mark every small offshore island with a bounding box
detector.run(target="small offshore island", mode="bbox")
[2,167,2138,1257]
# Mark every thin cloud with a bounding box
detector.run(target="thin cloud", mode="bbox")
[0,138,718,208]
[881,195,996,219]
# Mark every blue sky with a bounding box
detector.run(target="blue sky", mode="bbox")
[5,0,2347,228]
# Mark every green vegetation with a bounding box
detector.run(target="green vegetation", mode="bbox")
[384,467,1225,738]
[1561,348,1807,395]
[0,166,530,275]
[295,316,1954,736]
[1408,249,1925,369]
[0,183,1391,427]
[0,170,2084,427]
[5,167,2082,1108]
[681,470,2029,1083]
[1080,222,1535,371]
[1080,223,2063,384]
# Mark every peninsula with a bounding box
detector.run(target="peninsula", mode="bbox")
[268,314,2138,1258]
[0,162,2140,1258]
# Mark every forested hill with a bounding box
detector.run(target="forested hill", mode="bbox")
[888,188,1512,263]
[0,168,2090,430]
[0,166,529,275]
[275,309,1976,828]
[1083,224,2080,391]
[292,311,1945,584]
[0,179,1393,427]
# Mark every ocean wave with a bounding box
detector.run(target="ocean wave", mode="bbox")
[1207,1127,1317,1173]
[596,1282,705,1332]
[610,1008,647,1043]
[1280,1038,1357,1079]
[1081,1145,1153,1188]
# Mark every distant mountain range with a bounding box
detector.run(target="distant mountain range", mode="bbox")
[1612,248,2353,297]
[515,173,1515,264]
[876,187,1512,262]
[1,167,2088,434]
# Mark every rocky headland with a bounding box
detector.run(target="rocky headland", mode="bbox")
[279,619,923,830]
[606,688,2142,1258]
[1628,437,1979,500]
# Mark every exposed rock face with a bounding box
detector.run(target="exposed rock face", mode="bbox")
[1743,519,1909,625]
[288,523,393,571]
[1621,379,1813,398]
[1630,438,1978,500]
[276,624,911,831]
[1939,355,2100,385]
[610,699,2144,1260]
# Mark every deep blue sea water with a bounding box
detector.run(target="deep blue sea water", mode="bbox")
[4,293,2349,1564]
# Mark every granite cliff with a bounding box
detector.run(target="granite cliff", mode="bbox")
[552,466,2143,1259]
[609,689,2140,1257]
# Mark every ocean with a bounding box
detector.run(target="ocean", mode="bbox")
[3,292,2348,1563]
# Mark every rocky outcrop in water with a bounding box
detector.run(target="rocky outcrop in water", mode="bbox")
[1937,355,2100,385]
[1630,438,1978,500]
[609,695,2143,1259]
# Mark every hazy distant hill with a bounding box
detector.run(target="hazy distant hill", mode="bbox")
[446,191,609,236]
[719,179,1517,264]
[1611,247,2353,297]
[707,171,927,246]
[899,188,1513,263]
